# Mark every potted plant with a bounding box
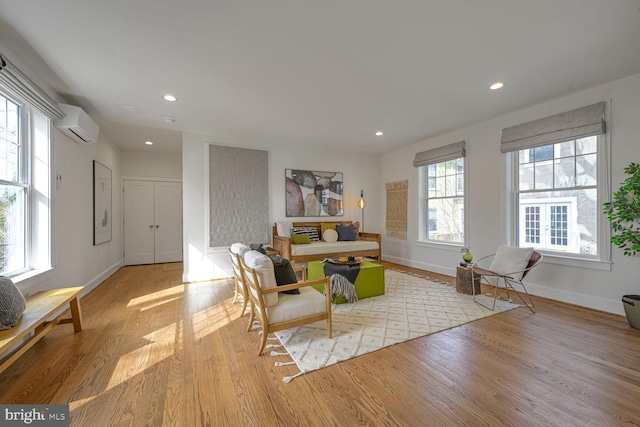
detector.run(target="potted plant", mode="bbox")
[604,162,640,329]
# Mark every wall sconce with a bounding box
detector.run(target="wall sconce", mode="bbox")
[357,190,367,231]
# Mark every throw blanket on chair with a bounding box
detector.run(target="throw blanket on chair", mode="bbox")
[326,274,358,303]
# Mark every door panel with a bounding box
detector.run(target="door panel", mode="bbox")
[124,180,155,265]
[124,180,183,265]
[154,181,183,263]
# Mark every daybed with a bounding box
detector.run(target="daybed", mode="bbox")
[272,221,381,264]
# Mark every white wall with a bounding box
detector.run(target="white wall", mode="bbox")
[182,132,381,282]
[381,72,640,315]
[20,128,124,297]
[120,150,182,179]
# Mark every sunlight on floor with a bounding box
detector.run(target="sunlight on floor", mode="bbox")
[106,322,182,390]
[126,284,185,308]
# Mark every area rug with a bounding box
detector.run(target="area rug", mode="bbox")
[271,269,518,382]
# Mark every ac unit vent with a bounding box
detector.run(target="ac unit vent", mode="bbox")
[55,103,100,143]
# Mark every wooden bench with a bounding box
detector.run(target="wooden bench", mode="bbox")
[0,286,84,375]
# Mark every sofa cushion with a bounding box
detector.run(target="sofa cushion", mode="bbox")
[244,250,278,307]
[336,224,356,241]
[276,221,293,238]
[320,222,338,240]
[291,226,320,242]
[291,233,311,244]
[323,228,339,243]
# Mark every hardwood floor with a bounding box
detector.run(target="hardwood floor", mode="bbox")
[1,262,639,426]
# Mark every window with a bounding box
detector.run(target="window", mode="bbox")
[414,141,466,245]
[423,159,465,243]
[0,90,51,277]
[514,136,600,256]
[501,101,609,266]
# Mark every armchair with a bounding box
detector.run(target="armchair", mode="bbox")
[240,250,332,356]
[471,246,543,313]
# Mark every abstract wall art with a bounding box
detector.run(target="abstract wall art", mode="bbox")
[285,169,343,217]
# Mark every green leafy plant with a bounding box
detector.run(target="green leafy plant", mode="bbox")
[604,162,640,256]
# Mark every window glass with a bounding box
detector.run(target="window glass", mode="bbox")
[515,136,599,255]
[421,157,465,243]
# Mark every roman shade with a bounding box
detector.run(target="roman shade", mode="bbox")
[413,140,466,167]
[500,102,605,153]
[0,53,65,121]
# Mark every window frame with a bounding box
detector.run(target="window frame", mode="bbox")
[0,89,53,280]
[506,132,611,271]
[418,155,467,247]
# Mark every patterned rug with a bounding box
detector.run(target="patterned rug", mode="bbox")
[271,269,518,382]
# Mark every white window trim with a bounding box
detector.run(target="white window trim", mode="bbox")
[505,115,612,271]
[417,156,468,247]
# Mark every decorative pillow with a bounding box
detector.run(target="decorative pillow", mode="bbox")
[0,276,27,330]
[291,226,320,242]
[341,221,360,239]
[291,233,311,244]
[320,222,338,240]
[323,228,339,243]
[336,224,356,241]
[489,246,534,280]
[250,243,267,254]
[269,255,300,294]
[276,221,293,238]
[244,250,278,307]
[230,243,251,257]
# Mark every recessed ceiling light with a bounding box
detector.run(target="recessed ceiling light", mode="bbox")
[145,141,153,145]
[163,94,178,102]
[375,131,384,136]
[490,82,504,90]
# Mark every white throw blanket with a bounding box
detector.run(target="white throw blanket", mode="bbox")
[325,274,358,303]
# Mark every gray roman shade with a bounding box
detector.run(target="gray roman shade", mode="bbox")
[413,140,466,167]
[0,52,65,121]
[500,102,605,153]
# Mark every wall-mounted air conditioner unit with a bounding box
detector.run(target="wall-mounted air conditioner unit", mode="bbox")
[55,103,100,143]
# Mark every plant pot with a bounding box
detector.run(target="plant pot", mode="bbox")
[622,295,640,330]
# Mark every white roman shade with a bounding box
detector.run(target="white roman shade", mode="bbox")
[500,102,605,153]
[0,52,65,121]
[413,140,466,167]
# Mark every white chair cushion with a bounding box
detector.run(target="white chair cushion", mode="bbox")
[268,287,327,324]
[230,243,251,257]
[489,245,534,281]
[244,250,278,307]
[276,221,293,238]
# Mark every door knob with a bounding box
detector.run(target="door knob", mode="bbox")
[149,225,153,228]
[156,225,160,228]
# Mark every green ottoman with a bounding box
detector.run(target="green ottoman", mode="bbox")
[308,261,385,304]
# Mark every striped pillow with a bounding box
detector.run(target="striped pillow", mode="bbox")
[290,226,320,242]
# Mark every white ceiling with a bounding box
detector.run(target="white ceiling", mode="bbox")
[1,1,640,154]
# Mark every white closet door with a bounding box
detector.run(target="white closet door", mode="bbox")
[124,180,183,265]
[154,181,183,263]
[124,180,155,265]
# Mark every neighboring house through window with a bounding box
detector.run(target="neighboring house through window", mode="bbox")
[414,141,466,245]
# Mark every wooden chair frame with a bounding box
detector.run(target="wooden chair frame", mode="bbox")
[240,257,332,356]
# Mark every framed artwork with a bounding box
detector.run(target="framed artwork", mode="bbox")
[285,169,343,217]
[93,160,112,245]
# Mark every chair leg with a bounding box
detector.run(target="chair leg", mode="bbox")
[506,279,537,313]
[257,330,268,356]
[232,278,240,304]
[239,296,248,319]
[246,307,255,332]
